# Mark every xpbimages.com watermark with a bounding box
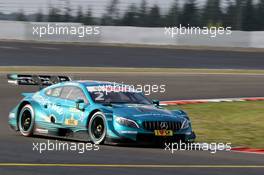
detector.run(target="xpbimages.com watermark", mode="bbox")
[95,82,166,96]
[32,23,100,38]
[32,140,100,154]
[165,24,232,38]
[164,141,232,154]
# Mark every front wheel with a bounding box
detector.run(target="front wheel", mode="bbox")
[18,104,35,137]
[88,111,107,144]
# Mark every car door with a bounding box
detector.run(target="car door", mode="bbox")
[43,86,65,124]
[59,86,88,127]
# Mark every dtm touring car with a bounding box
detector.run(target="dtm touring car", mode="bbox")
[7,74,196,145]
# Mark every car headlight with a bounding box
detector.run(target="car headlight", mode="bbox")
[115,116,139,128]
[181,119,190,129]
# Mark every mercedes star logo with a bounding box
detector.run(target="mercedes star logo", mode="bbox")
[160,122,168,130]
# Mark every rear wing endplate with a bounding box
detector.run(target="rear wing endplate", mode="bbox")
[7,74,71,87]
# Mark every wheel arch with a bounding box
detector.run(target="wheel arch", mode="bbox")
[16,101,31,130]
[87,109,108,144]
[87,109,102,126]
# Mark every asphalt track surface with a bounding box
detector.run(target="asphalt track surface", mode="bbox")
[1,41,264,69]
[1,41,264,175]
[0,74,263,175]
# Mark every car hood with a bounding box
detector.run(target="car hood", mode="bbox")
[107,104,183,121]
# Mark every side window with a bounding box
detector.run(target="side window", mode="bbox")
[60,86,72,99]
[60,86,88,103]
[45,87,62,97]
[46,89,52,96]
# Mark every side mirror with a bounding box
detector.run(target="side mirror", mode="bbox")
[76,99,85,111]
[152,100,160,106]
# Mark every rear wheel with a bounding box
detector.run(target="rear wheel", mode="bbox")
[88,112,107,144]
[18,104,35,137]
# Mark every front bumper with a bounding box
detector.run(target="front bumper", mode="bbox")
[8,111,18,131]
[106,131,196,145]
[107,115,196,145]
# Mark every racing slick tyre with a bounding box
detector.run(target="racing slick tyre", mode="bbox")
[18,104,35,137]
[88,111,107,145]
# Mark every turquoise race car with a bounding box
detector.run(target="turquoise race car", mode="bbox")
[7,74,196,145]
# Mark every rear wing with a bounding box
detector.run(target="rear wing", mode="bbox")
[7,74,71,87]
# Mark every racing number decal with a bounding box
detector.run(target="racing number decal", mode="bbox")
[94,92,104,101]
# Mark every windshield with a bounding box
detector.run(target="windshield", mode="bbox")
[89,90,152,105]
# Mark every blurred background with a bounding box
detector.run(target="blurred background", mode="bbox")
[0,0,263,31]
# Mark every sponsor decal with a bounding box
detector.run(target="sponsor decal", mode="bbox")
[35,128,48,134]
[68,108,85,122]
[65,114,78,126]
[154,130,173,136]
[78,114,85,122]
[50,104,64,115]
[33,94,63,115]
[69,108,80,113]
[33,93,50,106]
[87,86,104,92]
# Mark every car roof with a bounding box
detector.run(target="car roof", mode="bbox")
[43,80,125,91]
[75,80,123,87]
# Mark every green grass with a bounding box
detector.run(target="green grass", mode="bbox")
[166,101,264,148]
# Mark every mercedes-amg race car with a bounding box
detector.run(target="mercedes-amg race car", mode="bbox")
[8,74,196,145]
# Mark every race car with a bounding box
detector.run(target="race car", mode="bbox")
[7,74,196,145]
